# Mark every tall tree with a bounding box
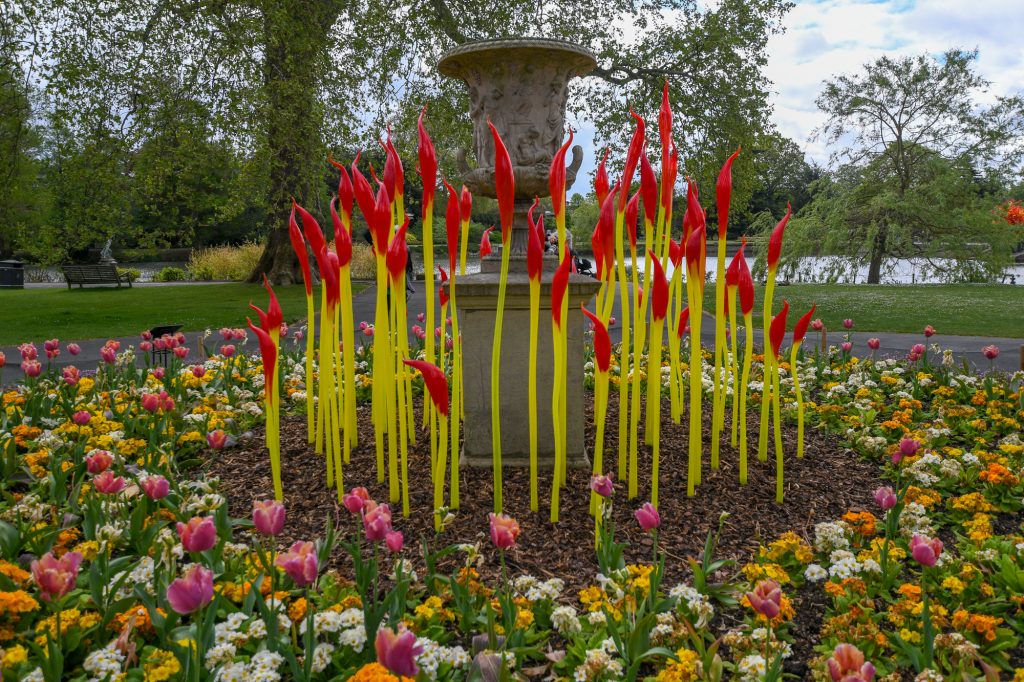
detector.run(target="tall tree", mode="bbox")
[808,49,1024,283]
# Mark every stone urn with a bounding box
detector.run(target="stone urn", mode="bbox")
[438,38,601,470]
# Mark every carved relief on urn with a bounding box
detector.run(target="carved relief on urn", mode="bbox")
[439,38,596,259]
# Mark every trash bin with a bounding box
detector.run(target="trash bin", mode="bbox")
[0,260,24,289]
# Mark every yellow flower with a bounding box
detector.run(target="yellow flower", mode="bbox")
[0,643,28,667]
[0,590,40,618]
[143,648,181,681]
[941,577,965,595]
[656,648,701,682]
[349,662,415,682]
[0,561,30,586]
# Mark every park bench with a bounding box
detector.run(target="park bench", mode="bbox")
[61,264,133,289]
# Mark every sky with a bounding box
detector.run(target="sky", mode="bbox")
[566,0,1024,195]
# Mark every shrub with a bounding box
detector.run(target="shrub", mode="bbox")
[188,242,263,281]
[349,242,376,280]
[117,268,142,283]
[152,266,186,282]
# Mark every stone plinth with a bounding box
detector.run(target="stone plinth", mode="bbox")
[453,263,600,469]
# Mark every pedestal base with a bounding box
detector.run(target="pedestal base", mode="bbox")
[453,264,600,469]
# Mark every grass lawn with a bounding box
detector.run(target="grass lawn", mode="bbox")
[715,283,1024,338]
[0,283,365,345]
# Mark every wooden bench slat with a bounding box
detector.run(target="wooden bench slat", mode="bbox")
[61,264,132,289]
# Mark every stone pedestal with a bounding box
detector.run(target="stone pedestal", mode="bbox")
[454,261,600,469]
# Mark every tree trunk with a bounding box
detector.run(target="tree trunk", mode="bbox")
[247,0,338,284]
[867,225,887,284]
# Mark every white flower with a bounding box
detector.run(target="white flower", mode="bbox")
[804,564,827,582]
[205,642,237,670]
[310,643,334,673]
[83,642,125,679]
[552,605,581,634]
[738,654,767,681]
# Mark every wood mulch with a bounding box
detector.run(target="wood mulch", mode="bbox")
[206,394,881,595]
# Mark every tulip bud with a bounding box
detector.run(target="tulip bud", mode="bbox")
[166,564,214,614]
[206,429,228,450]
[72,410,92,426]
[141,474,170,500]
[909,534,943,567]
[746,579,782,619]
[343,487,370,514]
[488,512,520,550]
[275,540,319,586]
[31,551,82,602]
[363,502,393,541]
[85,450,113,474]
[375,625,423,677]
[253,499,286,536]
[176,516,218,553]
[93,470,126,495]
[843,319,853,329]
[67,343,81,356]
[589,474,614,498]
[873,486,896,511]
[867,338,880,350]
[635,502,661,532]
[385,530,404,553]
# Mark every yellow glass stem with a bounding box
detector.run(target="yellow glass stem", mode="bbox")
[305,294,315,443]
[528,279,540,512]
[490,243,511,513]
[434,415,448,531]
[739,312,754,484]
[459,218,470,277]
[423,210,435,429]
[772,365,784,503]
[711,236,727,468]
[728,286,740,447]
[340,271,357,453]
[449,280,461,509]
[613,211,631,495]
[589,374,608,517]
[791,344,805,458]
[373,255,388,482]
[648,317,665,507]
[550,317,564,523]
[758,271,778,463]
[686,273,703,496]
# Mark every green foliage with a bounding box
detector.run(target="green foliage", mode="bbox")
[153,266,187,283]
[187,243,264,281]
[117,267,141,283]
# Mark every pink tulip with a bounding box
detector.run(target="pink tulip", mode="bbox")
[253,500,285,536]
[923,325,935,338]
[176,516,218,553]
[21,360,42,378]
[72,410,91,426]
[139,341,153,353]
[746,579,782,619]
[154,338,166,351]
[279,323,289,338]
[275,540,319,587]
[67,343,81,355]
[909,534,942,567]
[141,393,160,413]
[220,344,236,358]
[375,625,423,677]
[93,470,126,495]
[0,351,5,368]
[841,342,853,353]
[843,319,853,329]
[363,326,375,337]
[141,330,154,341]
[635,502,660,532]
[343,487,370,514]
[416,312,425,323]
[219,328,233,341]
[385,530,404,553]
[232,329,246,341]
[827,643,876,682]
[31,551,82,602]
[294,331,303,342]
[85,450,113,474]
[982,344,999,360]
[62,366,80,386]
[18,343,37,360]
[897,438,919,464]
[191,365,206,378]
[100,346,117,364]
[166,564,214,614]
[151,367,165,380]
[873,486,896,511]
[488,513,520,550]
[911,343,925,356]
[810,318,824,332]
[589,474,614,498]
[867,338,880,350]
[141,475,170,500]
[363,502,393,541]
[173,347,189,359]
[206,429,228,450]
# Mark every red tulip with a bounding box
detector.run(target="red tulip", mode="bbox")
[287,206,313,296]
[19,342,37,361]
[141,474,170,500]
[99,346,116,365]
[737,251,754,316]
[418,107,438,211]
[385,530,404,553]
[551,244,572,330]
[716,148,741,239]
[488,512,520,549]
[343,487,370,514]
[677,307,691,338]
[766,203,792,271]
[166,564,214,614]
[253,499,285,537]
[275,540,319,586]
[635,502,660,532]
[72,410,91,426]
[649,250,669,322]
[385,217,410,283]
[982,344,999,360]
[375,625,423,677]
[31,551,82,602]
[62,366,80,386]
[479,226,495,259]
[625,191,640,250]
[363,501,393,541]
[22,359,42,377]
[909,534,943,567]
[93,470,126,495]
[827,643,876,682]
[867,338,880,350]
[172,346,189,360]
[924,325,935,338]
[595,147,611,207]
[487,120,515,242]
[590,473,614,498]
[746,579,782,619]
[769,300,790,359]
[899,438,920,459]
[85,450,112,474]
[911,343,926,356]
[177,516,217,552]
[443,179,461,271]
[618,109,646,211]
[549,129,574,223]
[403,359,449,417]
[841,341,853,353]
[792,303,817,346]
[581,306,611,373]
[0,351,5,368]
[843,318,854,330]
[811,319,824,332]
[67,343,81,356]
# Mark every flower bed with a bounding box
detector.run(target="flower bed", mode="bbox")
[1,335,1023,680]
